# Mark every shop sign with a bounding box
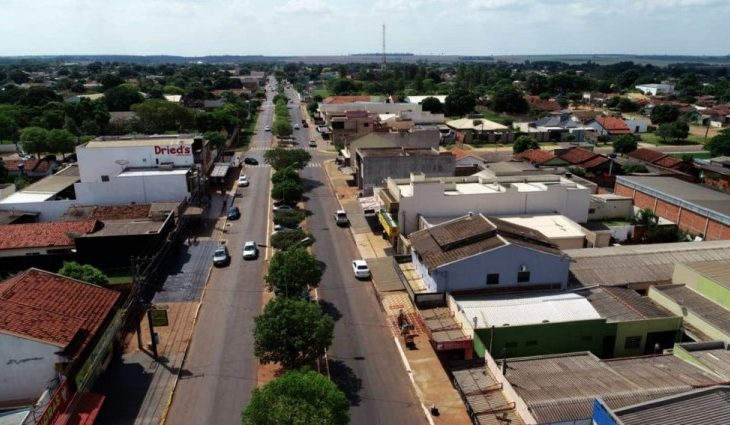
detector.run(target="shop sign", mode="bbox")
[36,379,71,425]
[75,309,123,392]
[435,339,473,351]
[154,145,191,156]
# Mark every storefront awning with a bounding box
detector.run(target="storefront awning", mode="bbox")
[358,196,380,215]
[54,392,105,425]
[210,163,230,178]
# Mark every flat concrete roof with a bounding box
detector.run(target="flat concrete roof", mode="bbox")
[454,292,601,328]
[82,219,165,237]
[0,192,54,203]
[86,136,195,148]
[499,214,585,239]
[0,164,80,204]
[119,169,189,177]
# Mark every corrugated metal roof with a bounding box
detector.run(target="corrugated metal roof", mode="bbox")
[582,286,671,322]
[615,386,730,425]
[654,285,730,335]
[566,241,730,286]
[452,368,526,425]
[683,260,730,290]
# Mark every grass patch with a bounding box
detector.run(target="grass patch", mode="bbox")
[313,89,330,99]
[639,132,706,146]
[104,270,133,285]
[236,111,260,151]
[602,219,633,227]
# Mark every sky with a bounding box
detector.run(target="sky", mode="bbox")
[1,0,729,57]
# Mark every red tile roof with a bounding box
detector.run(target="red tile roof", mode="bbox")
[515,149,558,164]
[628,148,666,163]
[0,220,98,250]
[322,96,371,104]
[0,269,120,357]
[90,205,150,220]
[654,155,683,169]
[524,95,562,112]
[580,155,610,169]
[4,158,55,173]
[451,147,475,161]
[559,147,599,164]
[596,116,631,135]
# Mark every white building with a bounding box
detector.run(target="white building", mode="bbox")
[380,173,591,235]
[408,214,571,293]
[623,117,650,133]
[73,135,207,205]
[635,83,675,96]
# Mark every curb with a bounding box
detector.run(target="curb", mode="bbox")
[322,159,436,425]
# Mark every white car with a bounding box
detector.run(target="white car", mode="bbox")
[264,125,271,132]
[238,175,249,187]
[273,204,294,212]
[212,246,230,267]
[243,241,259,260]
[352,260,371,279]
[293,124,300,130]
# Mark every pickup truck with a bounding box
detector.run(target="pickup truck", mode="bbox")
[334,210,350,226]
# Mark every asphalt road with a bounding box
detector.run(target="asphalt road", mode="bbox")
[165,81,276,425]
[286,88,427,425]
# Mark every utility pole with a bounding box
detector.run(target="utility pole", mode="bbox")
[382,24,386,71]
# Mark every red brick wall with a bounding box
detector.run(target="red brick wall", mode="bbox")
[655,199,680,222]
[677,208,709,236]
[705,219,730,240]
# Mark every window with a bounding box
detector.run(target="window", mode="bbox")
[624,336,642,349]
[101,175,110,182]
[517,271,530,283]
[588,208,596,214]
[486,273,499,285]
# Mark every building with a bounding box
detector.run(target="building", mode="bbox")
[354,148,454,190]
[329,110,375,147]
[0,269,120,405]
[623,117,650,134]
[697,157,730,192]
[456,285,680,359]
[566,240,730,289]
[408,214,570,294]
[625,148,696,179]
[73,135,208,205]
[635,83,676,96]
[556,147,614,176]
[0,164,81,221]
[449,147,486,175]
[615,175,730,240]
[593,386,730,425]
[379,172,591,235]
[588,193,634,220]
[588,116,632,137]
[446,117,512,145]
[498,214,586,249]
[513,149,569,167]
[649,260,730,342]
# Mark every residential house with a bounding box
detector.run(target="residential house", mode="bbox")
[354,148,454,190]
[697,156,730,192]
[0,220,99,272]
[582,92,612,106]
[557,146,615,177]
[408,213,571,294]
[344,130,441,164]
[513,149,569,167]
[449,147,486,175]
[0,268,120,405]
[588,115,632,137]
[0,164,81,222]
[626,148,696,178]
[615,175,730,240]
[523,114,596,143]
[4,156,60,178]
[330,110,375,147]
[446,117,512,145]
[623,117,650,133]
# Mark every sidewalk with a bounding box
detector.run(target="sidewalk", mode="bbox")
[322,160,472,425]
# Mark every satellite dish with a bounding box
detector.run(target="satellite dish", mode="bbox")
[115,159,129,166]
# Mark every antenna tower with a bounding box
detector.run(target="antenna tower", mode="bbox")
[382,24,386,70]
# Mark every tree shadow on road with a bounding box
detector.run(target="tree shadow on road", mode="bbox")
[301,177,324,193]
[318,299,342,321]
[328,359,363,406]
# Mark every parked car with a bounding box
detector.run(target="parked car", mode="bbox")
[273,204,294,212]
[352,260,371,279]
[293,124,300,130]
[238,175,249,187]
[213,246,230,267]
[308,140,317,147]
[264,125,271,132]
[243,157,258,165]
[243,241,259,260]
[334,210,349,226]
[227,206,241,220]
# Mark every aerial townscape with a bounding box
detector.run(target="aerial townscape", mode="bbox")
[2,2,730,425]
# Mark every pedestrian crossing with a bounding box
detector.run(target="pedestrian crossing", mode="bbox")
[248,146,319,152]
[245,162,323,168]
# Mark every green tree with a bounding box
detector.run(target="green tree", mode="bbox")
[706,128,730,157]
[633,208,659,226]
[612,135,638,154]
[271,179,303,203]
[491,87,529,114]
[0,114,18,141]
[271,229,315,251]
[617,98,640,113]
[512,135,540,153]
[20,126,50,158]
[650,104,680,125]
[264,148,311,170]
[131,99,194,133]
[242,368,349,425]
[46,129,76,157]
[265,248,323,296]
[271,167,301,185]
[58,261,109,285]
[655,121,689,144]
[104,85,144,111]
[420,96,443,114]
[273,209,306,227]
[444,89,476,116]
[253,297,334,369]
[100,73,125,91]
[19,87,63,108]
[272,119,293,138]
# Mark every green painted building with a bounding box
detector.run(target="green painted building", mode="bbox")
[649,260,730,342]
[459,286,682,359]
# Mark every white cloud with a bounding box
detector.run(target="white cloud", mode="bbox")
[276,0,331,14]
